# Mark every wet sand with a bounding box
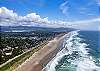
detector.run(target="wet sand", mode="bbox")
[14,34,67,71]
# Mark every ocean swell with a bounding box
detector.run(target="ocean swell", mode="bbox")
[43,30,100,71]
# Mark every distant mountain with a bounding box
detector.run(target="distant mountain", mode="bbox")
[0,26,76,32]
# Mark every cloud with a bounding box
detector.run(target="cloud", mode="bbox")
[0,7,68,27]
[65,18,100,27]
[0,7,100,30]
[60,0,100,18]
[0,7,50,26]
[95,0,100,6]
[60,0,70,15]
[64,18,100,30]
[68,18,100,24]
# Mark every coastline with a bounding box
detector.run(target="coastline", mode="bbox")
[14,34,67,71]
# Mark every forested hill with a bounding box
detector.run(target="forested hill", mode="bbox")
[0,26,76,32]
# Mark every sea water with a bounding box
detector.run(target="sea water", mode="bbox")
[44,30,100,71]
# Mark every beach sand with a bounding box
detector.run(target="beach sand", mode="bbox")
[14,34,67,71]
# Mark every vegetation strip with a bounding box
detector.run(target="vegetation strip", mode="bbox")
[0,41,48,71]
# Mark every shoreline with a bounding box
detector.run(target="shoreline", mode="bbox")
[14,34,67,71]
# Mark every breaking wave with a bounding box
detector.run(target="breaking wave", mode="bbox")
[43,30,100,71]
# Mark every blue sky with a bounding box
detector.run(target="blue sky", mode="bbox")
[0,0,66,20]
[0,0,100,30]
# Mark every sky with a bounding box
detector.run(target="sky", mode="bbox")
[0,0,100,30]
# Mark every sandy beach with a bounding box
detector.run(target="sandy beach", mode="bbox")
[14,34,67,71]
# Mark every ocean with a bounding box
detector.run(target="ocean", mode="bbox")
[44,30,100,71]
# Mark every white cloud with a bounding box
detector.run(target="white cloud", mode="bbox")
[59,0,100,18]
[0,7,50,26]
[0,7,18,20]
[95,0,100,6]
[64,18,100,30]
[68,18,100,24]
[0,7,100,30]
[60,0,69,15]
[0,7,66,27]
